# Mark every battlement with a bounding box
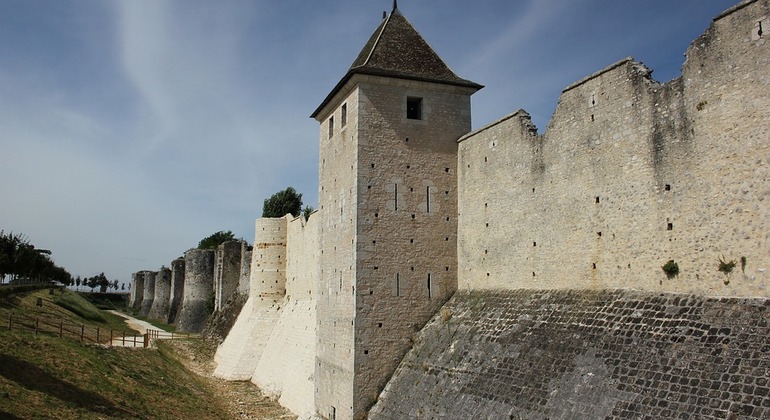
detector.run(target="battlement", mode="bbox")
[458,0,770,296]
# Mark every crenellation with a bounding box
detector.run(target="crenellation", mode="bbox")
[206,2,770,419]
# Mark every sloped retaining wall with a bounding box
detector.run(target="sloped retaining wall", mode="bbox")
[370,289,770,419]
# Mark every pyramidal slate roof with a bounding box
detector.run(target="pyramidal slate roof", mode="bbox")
[311,3,483,119]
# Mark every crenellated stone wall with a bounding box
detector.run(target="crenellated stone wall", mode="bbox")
[457,0,770,297]
[203,2,770,419]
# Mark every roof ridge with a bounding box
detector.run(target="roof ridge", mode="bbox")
[360,10,393,68]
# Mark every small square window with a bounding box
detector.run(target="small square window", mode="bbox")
[407,97,422,120]
[341,103,347,127]
[328,116,334,138]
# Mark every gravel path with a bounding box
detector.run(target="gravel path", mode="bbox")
[163,339,297,420]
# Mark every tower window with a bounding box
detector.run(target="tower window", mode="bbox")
[407,97,422,120]
[328,116,334,138]
[341,103,347,127]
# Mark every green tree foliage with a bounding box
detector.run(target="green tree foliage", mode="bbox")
[0,230,72,285]
[197,230,235,250]
[302,205,314,221]
[262,187,303,218]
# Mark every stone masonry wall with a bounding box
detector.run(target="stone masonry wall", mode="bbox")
[138,270,156,317]
[457,0,770,296]
[316,84,360,420]
[352,77,474,417]
[214,240,243,312]
[129,271,144,310]
[148,266,171,320]
[215,218,288,381]
[168,257,185,324]
[176,248,214,333]
[370,289,770,419]
[214,214,318,419]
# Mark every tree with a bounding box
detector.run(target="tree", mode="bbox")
[197,230,235,250]
[303,205,314,221]
[86,276,98,292]
[262,187,303,218]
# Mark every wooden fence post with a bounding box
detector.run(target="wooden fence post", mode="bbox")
[96,327,100,343]
[110,329,113,347]
[80,324,85,342]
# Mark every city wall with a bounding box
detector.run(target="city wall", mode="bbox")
[148,266,171,320]
[175,248,214,332]
[138,271,156,317]
[457,0,770,297]
[370,289,770,419]
[214,213,319,419]
[167,257,185,324]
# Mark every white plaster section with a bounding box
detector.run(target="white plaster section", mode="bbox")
[214,213,319,419]
[213,296,283,379]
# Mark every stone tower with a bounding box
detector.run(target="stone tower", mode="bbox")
[311,3,482,418]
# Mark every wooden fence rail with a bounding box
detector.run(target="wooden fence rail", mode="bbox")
[6,313,190,348]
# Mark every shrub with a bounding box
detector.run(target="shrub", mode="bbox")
[718,256,736,275]
[661,260,679,278]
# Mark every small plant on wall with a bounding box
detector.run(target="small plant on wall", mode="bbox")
[718,255,736,285]
[662,259,679,279]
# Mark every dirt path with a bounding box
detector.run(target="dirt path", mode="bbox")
[163,339,297,420]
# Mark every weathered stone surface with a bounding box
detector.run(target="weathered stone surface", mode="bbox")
[371,289,770,419]
[214,214,318,419]
[167,257,185,324]
[176,248,214,333]
[457,0,770,296]
[138,271,156,317]
[214,240,243,312]
[129,271,144,310]
[148,267,171,321]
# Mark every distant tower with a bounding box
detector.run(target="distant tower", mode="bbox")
[311,3,482,418]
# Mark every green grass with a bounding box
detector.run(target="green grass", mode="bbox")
[0,289,230,419]
[51,291,106,322]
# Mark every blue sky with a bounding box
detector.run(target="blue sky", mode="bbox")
[0,0,738,285]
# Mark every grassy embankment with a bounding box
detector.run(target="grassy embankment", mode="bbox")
[0,287,229,419]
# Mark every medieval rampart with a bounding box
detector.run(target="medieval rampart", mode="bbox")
[176,248,214,332]
[138,271,156,317]
[129,271,144,310]
[457,0,770,296]
[167,257,185,323]
[370,288,770,419]
[214,240,243,312]
[148,266,171,320]
[214,213,319,419]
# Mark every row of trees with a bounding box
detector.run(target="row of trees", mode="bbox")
[0,231,72,285]
[73,273,123,292]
